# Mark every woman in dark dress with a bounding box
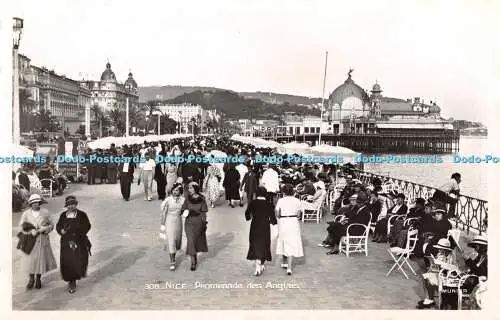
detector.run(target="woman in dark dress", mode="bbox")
[223,164,240,208]
[56,195,92,293]
[181,182,208,271]
[245,186,277,276]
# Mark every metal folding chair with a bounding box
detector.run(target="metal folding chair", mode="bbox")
[386,228,418,279]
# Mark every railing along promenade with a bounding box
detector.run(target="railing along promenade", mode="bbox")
[353,169,487,235]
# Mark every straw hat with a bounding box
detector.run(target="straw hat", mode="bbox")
[433,208,446,215]
[433,238,452,251]
[64,195,78,207]
[27,194,46,206]
[468,235,487,247]
[349,194,358,200]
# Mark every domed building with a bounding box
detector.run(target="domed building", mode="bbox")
[329,69,371,121]
[80,62,139,114]
[327,69,443,134]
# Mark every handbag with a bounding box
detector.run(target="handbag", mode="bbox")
[16,232,37,254]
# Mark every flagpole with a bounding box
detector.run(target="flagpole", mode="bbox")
[318,51,328,145]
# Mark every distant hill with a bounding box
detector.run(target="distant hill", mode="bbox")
[156,90,321,119]
[239,91,322,106]
[139,86,323,106]
[139,86,225,102]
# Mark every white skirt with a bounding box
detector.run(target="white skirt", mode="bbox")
[276,217,304,258]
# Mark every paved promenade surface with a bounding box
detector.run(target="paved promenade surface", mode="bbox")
[12,180,428,310]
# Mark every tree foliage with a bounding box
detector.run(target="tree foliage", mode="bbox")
[162,90,320,120]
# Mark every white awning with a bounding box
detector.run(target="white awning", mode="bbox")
[376,123,454,130]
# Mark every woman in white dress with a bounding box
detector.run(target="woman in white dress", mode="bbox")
[203,163,221,208]
[275,184,304,275]
[17,194,57,289]
[160,183,185,271]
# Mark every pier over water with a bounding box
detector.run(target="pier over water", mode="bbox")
[273,132,460,154]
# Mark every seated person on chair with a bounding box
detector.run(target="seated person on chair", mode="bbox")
[389,197,426,247]
[417,238,457,309]
[414,204,452,258]
[324,192,371,255]
[301,180,326,213]
[367,190,383,222]
[372,193,408,243]
[458,235,487,309]
[38,163,65,196]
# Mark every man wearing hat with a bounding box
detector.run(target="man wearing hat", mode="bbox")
[324,191,371,255]
[413,202,452,258]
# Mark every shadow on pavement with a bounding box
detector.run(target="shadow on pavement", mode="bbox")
[12,245,130,310]
[199,232,235,264]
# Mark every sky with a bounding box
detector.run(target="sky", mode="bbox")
[8,0,500,123]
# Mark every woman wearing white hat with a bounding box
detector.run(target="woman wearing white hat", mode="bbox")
[17,194,57,290]
[417,238,457,309]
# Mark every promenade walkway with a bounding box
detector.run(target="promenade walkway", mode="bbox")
[13,181,434,310]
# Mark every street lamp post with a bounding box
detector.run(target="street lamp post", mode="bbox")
[85,104,91,138]
[12,17,24,145]
[318,51,328,146]
[125,97,129,136]
[177,111,181,133]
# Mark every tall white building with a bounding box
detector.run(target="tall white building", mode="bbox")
[157,104,208,133]
[80,62,139,114]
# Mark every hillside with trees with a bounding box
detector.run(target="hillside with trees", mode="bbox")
[143,90,321,120]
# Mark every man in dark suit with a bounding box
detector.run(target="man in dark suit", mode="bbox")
[107,143,118,184]
[118,146,136,201]
[154,150,167,200]
[325,192,372,255]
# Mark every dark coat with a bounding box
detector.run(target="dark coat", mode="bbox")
[56,209,91,282]
[245,199,277,262]
[368,200,382,221]
[118,154,136,177]
[465,255,487,277]
[347,204,372,236]
[223,167,240,200]
[180,163,199,183]
[242,171,258,196]
[181,194,208,255]
[18,172,30,191]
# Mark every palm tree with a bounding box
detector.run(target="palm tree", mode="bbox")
[141,104,161,134]
[33,108,60,132]
[90,105,111,138]
[108,104,125,136]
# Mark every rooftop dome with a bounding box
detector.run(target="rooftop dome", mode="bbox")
[371,82,382,92]
[329,69,370,106]
[100,62,116,81]
[124,71,138,88]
